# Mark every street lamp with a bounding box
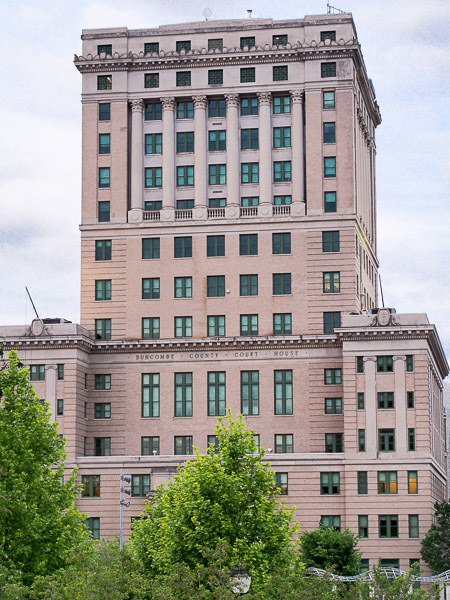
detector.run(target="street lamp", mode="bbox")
[230,568,251,595]
[120,470,131,549]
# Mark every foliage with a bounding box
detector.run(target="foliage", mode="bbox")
[299,525,361,576]
[0,351,87,585]
[356,564,436,600]
[421,500,450,574]
[131,413,297,581]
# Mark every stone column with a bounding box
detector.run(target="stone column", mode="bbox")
[257,92,272,215]
[225,94,240,215]
[290,89,305,216]
[161,96,175,217]
[394,356,407,456]
[129,99,144,222]
[45,365,57,419]
[192,95,208,215]
[364,357,377,459]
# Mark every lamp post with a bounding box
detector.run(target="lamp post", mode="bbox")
[119,470,132,549]
[230,568,251,595]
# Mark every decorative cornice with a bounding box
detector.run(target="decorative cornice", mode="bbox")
[257,91,271,105]
[224,93,239,107]
[192,94,207,109]
[129,98,144,112]
[160,96,175,110]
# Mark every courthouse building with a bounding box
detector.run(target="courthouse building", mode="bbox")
[0,11,447,571]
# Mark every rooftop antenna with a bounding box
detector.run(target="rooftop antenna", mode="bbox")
[327,2,346,14]
[378,274,385,308]
[202,8,212,21]
[25,287,40,320]
[247,9,252,18]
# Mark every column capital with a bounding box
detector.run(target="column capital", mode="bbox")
[290,89,305,104]
[225,93,239,108]
[129,99,144,113]
[363,356,377,363]
[161,96,176,110]
[192,95,207,109]
[393,355,407,362]
[257,91,272,105]
[45,365,58,371]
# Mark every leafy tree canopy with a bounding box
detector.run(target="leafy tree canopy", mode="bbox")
[131,414,297,580]
[421,500,450,574]
[299,525,361,576]
[0,350,87,584]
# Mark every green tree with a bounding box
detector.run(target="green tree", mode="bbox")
[0,350,87,584]
[299,525,361,576]
[421,500,450,574]
[131,414,297,581]
[357,564,436,600]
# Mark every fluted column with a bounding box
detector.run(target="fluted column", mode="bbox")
[193,95,207,209]
[394,356,407,456]
[161,96,175,211]
[364,356,377,459]
[290,90,305,212]
[257,92,272,211]
[225,94,240,210]
[129,99,144,221]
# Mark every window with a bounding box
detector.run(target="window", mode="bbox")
[272,233,291,255]
[273,96,290,114]
[174,132,193,154]
[321,516,341,531]
[323,272,340,293]
[378,428,395,452]
[145,102,162,121]
[273,161,291,182]
[358,393,365,409]
[177,166,194,187]
[144,42,159,54]
[30,364,45,381]
[357,471,368,494]
[274,472,288,495]
[207,371,226,416]
[174,316,192,338]
[207,435,219,453]
[240,274,258,296]
[273,126,291,148]
[56,399,64,415]
[208,99,226,117]
[208,130,226,151]
[176,40,191,52]
[99,133,110,155]
[177,200,194,210]
[275,434,294,453]
[240,97,258,116]
[97,75,112,90]
[273,195,292,205]
[174,436,193,455]
[142,317,160,340]
[240,234,258,255]
[131,475,150,497]
[408,428,416,451]
[145,200,162,211]
[208,69,223,85]
[97,44,112,54]
[408,471,418,494]
[324,368,342,384]
[174,236,192,258]
[273,313,292,335]
[356,356,364,373]
[359,515,369,538]
[95,279,111,301]
[94,374,111,390]
[320,472,340,495]
[273,34,288,45]
[406,355,414,371]
[273,273,291,295]
[142,436,160,455]
[176,71,191,86]
[85,517,100,540]
[323,122,336,143]
[209,197,226,208]
[175,278,193,299]
[321,30,336,41]
[99,103,110,120]
[378,392,394,409]
[145,167,162,188]
[93,402,110,419]
[144,73,159,88]
[94,437,111,456]
[207,275,225,297]
[377,356,393,372]
[407,391,415,408]
[177,101,194,119]
[142,238,160,259]
[96,239,111,261]
[206,235,225,257]
[323,91,335,109]
[240,67,255,83]
[95,319,111,340]
[241,196,259,207]
[325,433,343,453]
[253,435,260,451]
[208,164,226,185]
[274,370,293,415]
[240,36,255,48]
[241,129,259,150]
[240,314,258,335]
[208,38,223,50]
[97,200,109,220]
[57,364,64,381]
[325,398,342,414]
[321,62,336,78]
[324,157,336,178]
[378,471,397,494]
[273,65,288,81]
[241,371,259,415]
[82,475,100,497]
[323,312,341,333]
[142,278,160,299]
[98,167,110,188]
[380,559,399,569]
[174,372,193,417]
[145,133,162,155]
[324,191,337,213]
[241,162,259,184]
[207,315,225,337]
[379,515,398,538]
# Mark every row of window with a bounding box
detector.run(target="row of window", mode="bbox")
[356,354,414,373]
[29,364,64,381]
[321,514,420,539]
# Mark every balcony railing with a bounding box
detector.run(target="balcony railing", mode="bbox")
[240,206,258,217]
[143,210,161,221]
[175,209,193,220]
[272,205,291,216]
[207,208,226,218]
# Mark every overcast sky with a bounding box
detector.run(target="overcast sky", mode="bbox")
[0,0,449,362]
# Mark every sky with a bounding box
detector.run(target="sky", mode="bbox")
[0,0,449,361]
